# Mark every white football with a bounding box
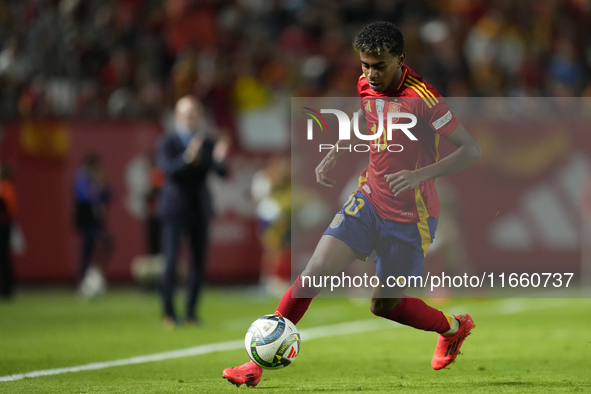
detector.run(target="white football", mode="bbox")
[244,314,301,370]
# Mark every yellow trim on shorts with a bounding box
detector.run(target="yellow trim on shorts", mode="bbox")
[414,169,432,257]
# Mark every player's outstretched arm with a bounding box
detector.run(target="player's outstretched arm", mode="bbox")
[315,108,365,188]
[384,123,481,196]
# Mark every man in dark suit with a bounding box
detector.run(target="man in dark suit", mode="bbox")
[157,95,229,327]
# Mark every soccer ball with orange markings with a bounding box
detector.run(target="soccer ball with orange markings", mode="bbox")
[244,314,301,369]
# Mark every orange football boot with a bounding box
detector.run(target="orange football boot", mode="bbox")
[223,361,263,387]
[431,314,475,370]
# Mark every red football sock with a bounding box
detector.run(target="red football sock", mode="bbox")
[372,296,451,334]
[275,275,321,325]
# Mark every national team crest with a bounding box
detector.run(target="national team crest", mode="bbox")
[388,101,402,123]
[330,213,345,229]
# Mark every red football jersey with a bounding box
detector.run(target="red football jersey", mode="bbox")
[356,64,459,223]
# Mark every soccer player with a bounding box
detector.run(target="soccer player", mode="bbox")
[223,21,481,387]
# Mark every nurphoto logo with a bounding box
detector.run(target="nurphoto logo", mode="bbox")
[302,106,418,152]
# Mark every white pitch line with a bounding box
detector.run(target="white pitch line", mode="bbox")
[6,298,572,383]
[0,319,397,383]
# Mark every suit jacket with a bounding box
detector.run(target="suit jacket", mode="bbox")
[157,132,227,224]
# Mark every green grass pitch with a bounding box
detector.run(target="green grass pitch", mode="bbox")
[0,288,590,393]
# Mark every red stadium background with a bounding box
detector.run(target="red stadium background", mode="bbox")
[2,114,591,285]
[0,120,262,283]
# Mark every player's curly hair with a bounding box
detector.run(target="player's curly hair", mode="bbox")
[353,21,404,56]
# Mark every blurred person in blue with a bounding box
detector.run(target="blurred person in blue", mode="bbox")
[157,95,229,328]
[73,153,113,298]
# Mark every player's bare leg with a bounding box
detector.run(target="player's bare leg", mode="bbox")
[369,282,405,314]
[223,235,361,387]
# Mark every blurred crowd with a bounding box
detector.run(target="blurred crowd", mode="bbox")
[1,0,590,122]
